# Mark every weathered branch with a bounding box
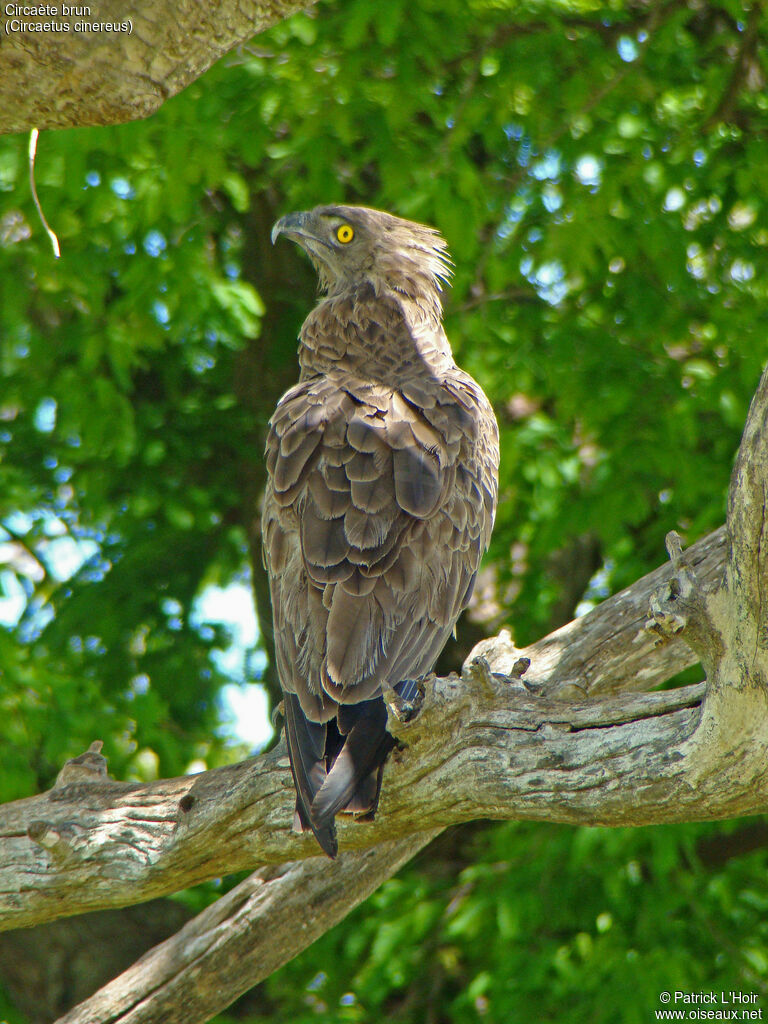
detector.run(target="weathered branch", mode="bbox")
[726,359,768,632]
[43,668,748,1024]
[475,524,727,700]
[0,523,749,937]
[54,835,436,1024]
[645,359,768,793]
[0,0,316,135]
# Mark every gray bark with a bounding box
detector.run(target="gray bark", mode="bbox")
[0,362,765,1022]
[0,527,730,936]
[0,0,316,135]
[54,836,435,1024]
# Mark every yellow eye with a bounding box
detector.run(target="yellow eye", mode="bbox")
[336,224,354,244]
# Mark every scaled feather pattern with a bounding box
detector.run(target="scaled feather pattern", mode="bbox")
[264,205,499,856]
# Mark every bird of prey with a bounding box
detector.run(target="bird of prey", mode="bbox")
[264,205,499,857]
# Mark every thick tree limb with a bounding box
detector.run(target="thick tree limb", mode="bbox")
[50,360,761,1024]
[726,361,768,632]
[474,524,727,700]
[54,835,436,1024]
[19,806,768,1024]
[0,528,725,936]
[644,359,768,797]
[0,0,316,136]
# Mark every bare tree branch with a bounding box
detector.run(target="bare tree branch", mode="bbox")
[725,359,768,632]
[0,0,317,135]
[475,525,727,701]
[54,835,436,1024]
[0,524,750,938]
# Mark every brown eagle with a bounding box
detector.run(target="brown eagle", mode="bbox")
[264,205,499,856]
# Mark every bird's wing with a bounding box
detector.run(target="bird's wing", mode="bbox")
[264,370,497,706]
[262,368,498,841]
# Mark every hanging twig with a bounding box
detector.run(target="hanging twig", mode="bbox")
[28,129,61,259]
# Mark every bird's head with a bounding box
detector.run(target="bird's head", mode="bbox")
[271,205,452,313]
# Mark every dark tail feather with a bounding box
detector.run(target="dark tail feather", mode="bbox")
[310,698,394,833]
[282,692,338,858]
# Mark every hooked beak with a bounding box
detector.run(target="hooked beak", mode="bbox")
[271,211,311,245]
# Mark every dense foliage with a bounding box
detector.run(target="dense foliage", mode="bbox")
[1,0,767,1020]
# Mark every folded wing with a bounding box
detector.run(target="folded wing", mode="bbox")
[263,369,497,851]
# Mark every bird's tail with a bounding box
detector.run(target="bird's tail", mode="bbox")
[282,692,396,858]
[310,698,394,836]
[282,691,338,857]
